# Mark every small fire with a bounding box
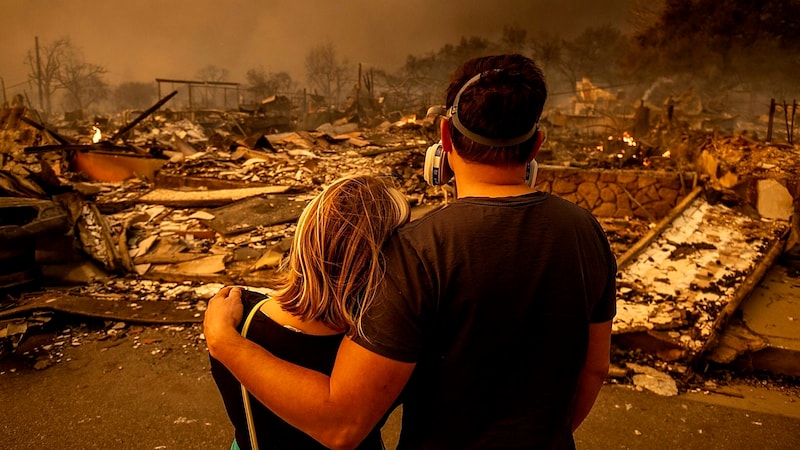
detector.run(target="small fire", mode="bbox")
[394,114,418,128]
[91,125,102,143]
[621,131,637,147]
[662,150,671,158]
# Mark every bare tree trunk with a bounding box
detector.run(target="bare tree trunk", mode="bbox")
[35,36,45,116]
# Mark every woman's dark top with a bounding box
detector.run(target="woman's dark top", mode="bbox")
[209,290,387,450]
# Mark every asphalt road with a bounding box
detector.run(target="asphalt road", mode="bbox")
[1,321,798,450]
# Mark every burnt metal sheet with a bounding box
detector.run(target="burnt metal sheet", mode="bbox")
[204,194,308,236]
[71,150,167,182]
[0,292,202,324]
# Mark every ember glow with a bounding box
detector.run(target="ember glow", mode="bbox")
[600,132,640,159]
[621,131,637,147]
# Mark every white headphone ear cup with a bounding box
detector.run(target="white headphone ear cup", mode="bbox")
[525,159,538,187]
[424,141,452,186]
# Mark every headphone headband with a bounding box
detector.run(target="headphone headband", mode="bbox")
[448,71,539,147]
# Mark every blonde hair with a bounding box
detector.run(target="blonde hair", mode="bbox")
[272,175,410,338]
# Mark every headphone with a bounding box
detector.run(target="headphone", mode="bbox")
[423,70,540,188]
[423,140,452,187]
[424,141,538,188]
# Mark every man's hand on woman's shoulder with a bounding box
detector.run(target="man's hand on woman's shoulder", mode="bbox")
[204,286,245,357]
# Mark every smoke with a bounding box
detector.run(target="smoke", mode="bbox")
[2,0,634,89]
[641,77,673,102]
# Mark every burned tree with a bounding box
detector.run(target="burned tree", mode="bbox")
[56,63,108,116]
[25,37,70,118]
[113,82,158,111]
[245,67,295,99]
[558,25,627,93]
[194,64,231,107]
[623,0,800,96]
[500,24,529,54]
[304,42,350,107]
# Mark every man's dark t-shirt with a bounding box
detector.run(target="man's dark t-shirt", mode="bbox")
[354,192,617,449]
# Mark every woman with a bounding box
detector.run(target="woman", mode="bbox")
[209,174,410,450]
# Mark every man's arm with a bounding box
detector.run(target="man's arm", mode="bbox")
[204,287,414,450]
[571,320,612,431]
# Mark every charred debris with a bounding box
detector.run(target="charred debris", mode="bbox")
[1,80,799,394]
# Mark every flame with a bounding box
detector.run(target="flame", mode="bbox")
[91,125,102,143]
[662,150,671,158]
[621,131,637,147]
[394,114,418,127]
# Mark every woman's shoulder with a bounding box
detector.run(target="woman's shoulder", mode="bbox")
[240,289,268,305]
[236,289,269,331]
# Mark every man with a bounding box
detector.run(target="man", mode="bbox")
[205,54,617,449]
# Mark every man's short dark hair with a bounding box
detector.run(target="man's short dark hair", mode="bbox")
[445,54,547,165]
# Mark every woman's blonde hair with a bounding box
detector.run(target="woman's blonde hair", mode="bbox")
[272,175,410,338]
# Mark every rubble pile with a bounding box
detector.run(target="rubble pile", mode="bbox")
[614,191,789,357]
[2,100,799,394]
[0,107,441,353]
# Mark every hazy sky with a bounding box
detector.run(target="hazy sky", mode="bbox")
[3,0,635,94]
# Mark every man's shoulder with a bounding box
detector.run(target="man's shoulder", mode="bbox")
[543,193,603,219]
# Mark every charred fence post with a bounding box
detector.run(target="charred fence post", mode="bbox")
[791,99,797,145]
[767,98,775,142]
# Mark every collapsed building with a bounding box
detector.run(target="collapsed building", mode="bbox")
[1,82,798,394]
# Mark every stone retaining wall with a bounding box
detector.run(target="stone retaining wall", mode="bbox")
[535,165,695,220]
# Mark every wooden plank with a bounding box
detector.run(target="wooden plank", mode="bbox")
[135,186,290,208]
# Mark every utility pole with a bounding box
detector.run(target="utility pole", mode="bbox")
[356,62,361,109]
[35,36,45,114]
[1,76,7,106]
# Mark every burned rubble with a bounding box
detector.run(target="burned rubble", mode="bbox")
[1,89,799,396]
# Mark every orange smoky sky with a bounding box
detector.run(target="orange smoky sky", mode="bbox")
[2,0,634,92]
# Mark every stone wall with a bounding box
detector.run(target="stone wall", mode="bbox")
[535,165,695,220]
